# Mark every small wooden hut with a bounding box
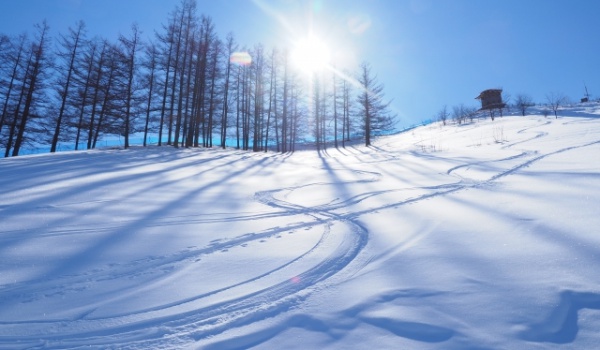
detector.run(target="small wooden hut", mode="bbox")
[475,89,505,110]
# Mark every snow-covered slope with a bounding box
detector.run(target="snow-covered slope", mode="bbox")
[1,106,600,349]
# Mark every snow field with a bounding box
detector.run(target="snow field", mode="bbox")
[1,106,600,349]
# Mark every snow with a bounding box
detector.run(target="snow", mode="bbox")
[1,105,600,349]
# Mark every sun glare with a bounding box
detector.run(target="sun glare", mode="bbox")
[291,36,331,75]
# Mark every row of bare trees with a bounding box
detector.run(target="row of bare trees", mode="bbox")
[0,0,395,157]
[0,20,147,157]
[435,91,571,126]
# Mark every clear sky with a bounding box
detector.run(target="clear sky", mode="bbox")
[1,0,599,127]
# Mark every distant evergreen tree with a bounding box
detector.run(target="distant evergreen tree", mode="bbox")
[356,61,395,146]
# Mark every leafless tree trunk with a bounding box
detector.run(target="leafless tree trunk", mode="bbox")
[119,23,142,149]
[515,94,534,116]
[156,17,176,146]
[437,105,449,125]
[12,21,51,156]
[86,40,108,150]
[142,42,159,146]
[546,92,566,119]
[0,34,27,139]
[51,21,85,152]
[332,68,339,148]
[220,33,235,149]
[167,7,186,146]
[92,46,119,149]
[4,39,33,157]
[342,77,351,147]
[173,1,197,148]
[74,41,96,150]
[264,48,276,152]
[206,37,221,148]
[280,50,290,153]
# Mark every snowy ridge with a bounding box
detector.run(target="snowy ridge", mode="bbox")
[1,105,600,349]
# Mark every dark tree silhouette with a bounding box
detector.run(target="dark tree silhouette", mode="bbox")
[51,21,86,152]
[515,94,534,116]
[546,92,566,119]
[12,21,52,156]
[356,61,395,146]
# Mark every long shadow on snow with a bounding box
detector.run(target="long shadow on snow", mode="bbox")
[0,149,375,348]
[0,150,246,255]
[210,148,461,348]
[203,288,456,350]
[0,150,279,318]
[519,290,600,343]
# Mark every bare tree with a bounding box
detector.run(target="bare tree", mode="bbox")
[50,21,86,152]
[205,37,222,148]
[92,43,120,149]
[451,104,478,124]
[118,23,143,149]
[465,106,478,123]
[263,47,276,152]
[279,49,291,152]
[437,105,449,125]
[313,74,323,150]
[172,1,195,148]
[220,32,236,149]
[85,39,109,150]
[288,77,304,152]
[341,73,353,147]
[72,39,97,150]
[0,34,27,140]
[515,94,534,116]
[12,21,52,156]
[194,15,216,148]
[252,44,265,152]
[546,92,566,119]
[332,66,340,147]
[166,4,186,146]
[141,41,160,146]
[155,10,177,146]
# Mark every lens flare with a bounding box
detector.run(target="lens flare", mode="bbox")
[230,51,252,66]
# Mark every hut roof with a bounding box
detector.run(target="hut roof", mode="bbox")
[475,89,503,100]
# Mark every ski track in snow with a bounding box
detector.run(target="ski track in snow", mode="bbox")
[1,115,600,348]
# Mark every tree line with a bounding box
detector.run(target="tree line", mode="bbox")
[0,0,395,157]
[434,91,572,126]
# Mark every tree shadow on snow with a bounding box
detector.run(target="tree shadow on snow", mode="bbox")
[519,290,600,343]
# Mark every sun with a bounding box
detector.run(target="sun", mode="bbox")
[291,35,331,75]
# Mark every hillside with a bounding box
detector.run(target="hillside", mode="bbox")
[1,105,599,349]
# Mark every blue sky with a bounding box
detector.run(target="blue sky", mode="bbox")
[1,0,599,127]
